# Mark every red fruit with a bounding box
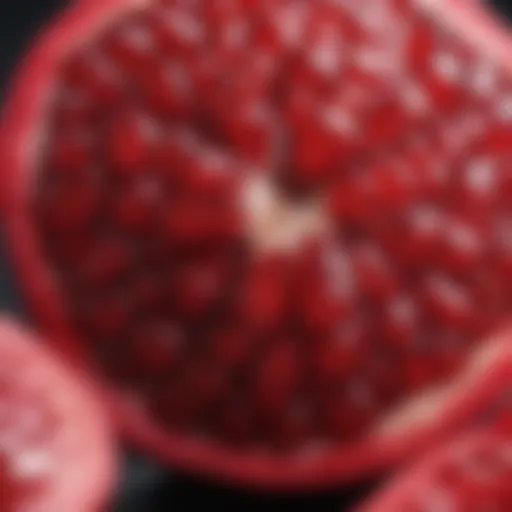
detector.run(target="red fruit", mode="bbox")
[360,430,512,512]
[3,0,512,491]
[0,318,114,512]
[359,409,512,512]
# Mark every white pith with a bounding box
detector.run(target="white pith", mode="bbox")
[241,172,333,254]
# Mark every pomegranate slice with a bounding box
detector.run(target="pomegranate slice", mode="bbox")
[0,317,115,511]
[2,0,512,489]
[358,376,512,512]
[359,427,512,511]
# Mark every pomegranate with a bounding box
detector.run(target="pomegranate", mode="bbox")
[358,399,512,512]
[358,428,512,511]
[0,317,115,511]
[2,0,512,489]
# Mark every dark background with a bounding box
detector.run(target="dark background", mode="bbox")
[1,1,511,510]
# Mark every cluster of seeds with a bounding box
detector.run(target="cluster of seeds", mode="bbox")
[34,0,512,450]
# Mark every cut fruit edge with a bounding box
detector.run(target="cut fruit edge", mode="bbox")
[1,0,512,489]
[0,316,116,512]
[357,395,512,511]
[358,430,512,511]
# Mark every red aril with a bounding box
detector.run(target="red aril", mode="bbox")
[2,0,512,490]
[0,317,114,512]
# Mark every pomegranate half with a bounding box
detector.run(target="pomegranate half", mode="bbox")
[2,0,512,489]
[0,317,115,512]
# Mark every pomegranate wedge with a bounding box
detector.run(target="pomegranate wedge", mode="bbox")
[0,317,115,512]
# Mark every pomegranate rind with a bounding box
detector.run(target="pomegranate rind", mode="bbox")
[1,0,512,489]
[357,426,512,512]
[358,327,512,511]
[0,317,115,512]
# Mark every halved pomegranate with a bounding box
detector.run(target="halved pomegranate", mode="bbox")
[0,317,115,511]
[2,0,512,489]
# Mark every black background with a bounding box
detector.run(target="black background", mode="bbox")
[1,1,511,510]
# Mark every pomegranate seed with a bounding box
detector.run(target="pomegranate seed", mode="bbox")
[381,293,420,348]
[152,5,205,58]
[440,217,485,272]
[252,341,300,417]
[298,244,355,335]
[108,110,157,173]
[128,271,166,311]
[423,275,474,329]
[79,293,133,341]
[112,176,163,231]
[399,205,444,264]
[185,149,239,199]
[173,257,230,320]
[353,243,398,302]
[209,325,256,369]
[239,257,289,334]
[289,103,350,187]
[163,199,240,247]
[62,52,122,106]
[322,380,377,440]
[313,318,367,384]
[129,322,184,376]
[141,63,192,118]
[252,0,309,57]
[48,132,94,172]
[36,172,103,233]
[75,239,132,288]
[105,19,157,74]
[223,97,277,162]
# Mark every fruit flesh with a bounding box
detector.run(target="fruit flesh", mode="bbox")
[0,319,114,512]
[16,0,512,455]
[0,390,54,512]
